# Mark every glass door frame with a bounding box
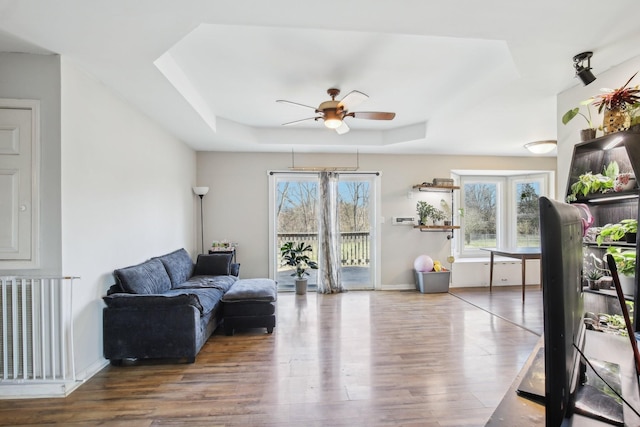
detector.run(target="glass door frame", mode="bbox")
[268,171,381,290]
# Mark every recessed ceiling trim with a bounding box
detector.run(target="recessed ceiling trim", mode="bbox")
[154,51,218,132]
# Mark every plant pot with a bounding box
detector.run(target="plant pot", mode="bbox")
[618,274,635,297]
[295,278,308,295]
[587,279,599,290]
[597,276,612,290]
[580,128,597,141]
[626,232,637,244]
[443,220,452,226]
[603,105,631,134]
[614,173,636,192]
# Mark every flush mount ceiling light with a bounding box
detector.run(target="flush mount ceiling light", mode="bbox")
[573,51,596,86]
[525,140,557,154]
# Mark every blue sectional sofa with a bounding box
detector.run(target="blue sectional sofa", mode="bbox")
[103,248,239,364]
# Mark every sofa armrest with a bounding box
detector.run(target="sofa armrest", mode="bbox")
[103,293,203,314]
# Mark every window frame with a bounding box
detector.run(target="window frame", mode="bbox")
[455,171,552,258]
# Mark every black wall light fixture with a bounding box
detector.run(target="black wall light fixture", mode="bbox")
[573,51,596,86]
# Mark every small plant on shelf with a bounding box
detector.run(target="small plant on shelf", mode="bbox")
[585,269,604,290]
[606,246,636,277]
[431,208,447,225]
[597,219,638,245]
[416,201,436,225]
[562,98,597,128]
[566,161,618,202]
[440,199,452,225]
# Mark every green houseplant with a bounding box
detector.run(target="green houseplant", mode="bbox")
[562,98,597,140]
[606,246,635,276]
[566,161,618,202]
[585,269,603,290]
[280,241,318,295]
[597,219,638,245]
[416,201,436,225]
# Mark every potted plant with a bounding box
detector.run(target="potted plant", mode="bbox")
[416,201,436,225]
[279,241,318,295]
[440,199,452,226]
[431,208,447,225]
[597,219,638,245]
[593,72,640,134]
[566,161,618,202]
[585,269,603,290]
[562,98,597,141]
[606,246,636,296]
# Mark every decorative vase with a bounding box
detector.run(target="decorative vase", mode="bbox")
[614,173,636,192]
[603,105,631,134]
[295,278,308,295]
[580,128,597,141]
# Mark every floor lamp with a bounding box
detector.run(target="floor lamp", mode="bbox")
[193,186,209,253]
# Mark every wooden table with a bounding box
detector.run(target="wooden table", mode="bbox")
[481,247,541,303]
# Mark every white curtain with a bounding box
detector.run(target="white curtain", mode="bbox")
[317,171,344,294]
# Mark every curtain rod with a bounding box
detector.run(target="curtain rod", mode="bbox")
[268,170,380,176]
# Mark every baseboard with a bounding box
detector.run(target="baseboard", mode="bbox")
[0,358,108,400]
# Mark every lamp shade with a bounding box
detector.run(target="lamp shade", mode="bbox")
[524,140,557,154]
[192,186,209,196]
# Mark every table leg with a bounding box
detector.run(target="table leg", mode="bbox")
[489,251,494,292]
[521,257,526,304]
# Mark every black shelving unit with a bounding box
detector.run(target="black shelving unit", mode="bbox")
[566,131,640,330]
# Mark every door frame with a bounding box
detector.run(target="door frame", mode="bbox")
[0,99,40,269]
[267,170,381,290]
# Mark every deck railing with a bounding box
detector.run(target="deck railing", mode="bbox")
[277,232,370,266]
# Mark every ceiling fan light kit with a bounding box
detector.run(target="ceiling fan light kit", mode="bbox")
[277,88,395,134]
[323,109,343,129]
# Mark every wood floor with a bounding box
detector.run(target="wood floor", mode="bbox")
[0,287,542,427]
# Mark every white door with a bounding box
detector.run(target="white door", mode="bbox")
[0,106,36,265]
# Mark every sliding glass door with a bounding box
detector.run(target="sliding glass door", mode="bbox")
[269,172,379,291]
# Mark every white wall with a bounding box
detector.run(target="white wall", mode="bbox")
[60,58,197,378]
[197,152,555,288]
[558,54,640,198]
[0,52,62,275]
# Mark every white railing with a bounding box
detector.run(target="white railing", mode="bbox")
[0,276,78,389]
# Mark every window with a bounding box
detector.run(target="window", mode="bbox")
[456,172,550,257]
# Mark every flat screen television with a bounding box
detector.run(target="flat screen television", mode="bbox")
[539,196,586,425]
[539,197,625,426]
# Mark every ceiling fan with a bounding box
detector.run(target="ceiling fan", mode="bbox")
[276,88,396,134]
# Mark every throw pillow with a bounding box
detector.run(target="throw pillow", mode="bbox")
[194,253,233,276]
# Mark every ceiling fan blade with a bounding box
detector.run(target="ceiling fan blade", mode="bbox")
[338,90,368,111]
[335,120,350,135]
[276,99,317,111]
[282,117,319,126]
[350,111,396,120]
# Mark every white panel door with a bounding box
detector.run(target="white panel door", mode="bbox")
[0,107,33,261]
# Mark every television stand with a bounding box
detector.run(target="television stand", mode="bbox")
[486,331,640,426]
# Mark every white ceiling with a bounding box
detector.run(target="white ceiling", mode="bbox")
[1,0,640,156]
